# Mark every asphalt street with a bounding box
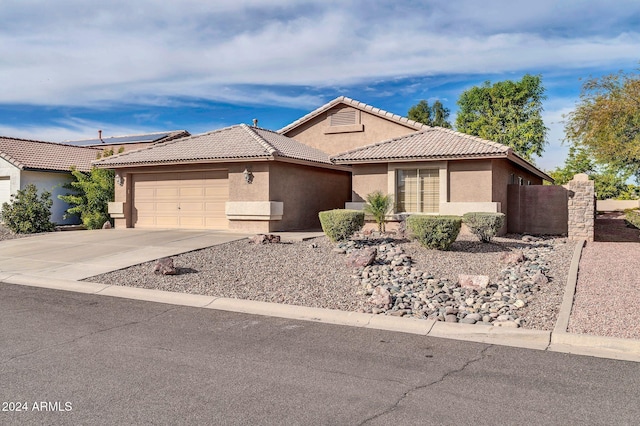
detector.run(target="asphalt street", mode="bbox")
[1,283,639,425]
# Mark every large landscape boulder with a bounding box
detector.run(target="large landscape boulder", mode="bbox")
[368,286,392,308]
[345,247,377,268]
[153,257,177,275]
[249,234,281,244]
[458,274,490,290]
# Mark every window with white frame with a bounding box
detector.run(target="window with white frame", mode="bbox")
[396,169,439,213]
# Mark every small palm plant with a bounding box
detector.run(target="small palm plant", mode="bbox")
[363,191,393,233]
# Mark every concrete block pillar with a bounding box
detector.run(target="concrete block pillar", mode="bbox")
[566,173,595,242]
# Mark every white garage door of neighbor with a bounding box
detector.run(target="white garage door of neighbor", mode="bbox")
[133,171,229,229]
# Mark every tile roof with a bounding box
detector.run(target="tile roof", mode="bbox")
[331,128,510,162]
[278,96,430,134]
[332,127,553,181]
[0,136,103,172]
[94,124,335,168]
[64,130,190,147]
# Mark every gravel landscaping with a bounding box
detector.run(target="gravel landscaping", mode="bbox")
[86,232,576,331]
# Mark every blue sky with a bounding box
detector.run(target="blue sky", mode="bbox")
[1,0,639,172]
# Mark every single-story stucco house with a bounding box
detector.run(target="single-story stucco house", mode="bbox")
[0,136,102,224]
[96,96,552,232]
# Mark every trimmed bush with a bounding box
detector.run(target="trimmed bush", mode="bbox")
[319,209,365,242]
[463,212,505,243]
[625,209,640,229]
[406,215,462,250]
[1,184,55,234]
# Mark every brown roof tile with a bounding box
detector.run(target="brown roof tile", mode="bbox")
[331,128,510,162]
[332,127,553,181]
[0,136,103,172]
[278,96,429,134]
[94,124,334,168]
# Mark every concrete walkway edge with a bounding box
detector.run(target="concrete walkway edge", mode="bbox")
[3,269,639,363]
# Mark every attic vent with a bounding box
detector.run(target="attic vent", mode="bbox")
[329,109,357,126]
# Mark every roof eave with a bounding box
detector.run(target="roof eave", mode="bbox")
[505,152,554,183]
[332,153,508,165]
[93,156,275,169]
[271,154,352,171]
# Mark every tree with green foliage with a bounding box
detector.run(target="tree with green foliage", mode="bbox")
[455,74,547,161]
[408,99,452,128]
[1,184,55,233]
[549,145,639,200]
[59,149,115,229]
[363,191,393,232]
[564,69,640,180]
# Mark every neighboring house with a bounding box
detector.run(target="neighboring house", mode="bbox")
[96,96,552,232]
[0,136,102,224]
[64,130,190,153]
[94,124,351,232]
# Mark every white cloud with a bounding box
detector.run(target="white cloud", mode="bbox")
[1,0,639,108]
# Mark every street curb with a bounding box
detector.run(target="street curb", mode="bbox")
[553,239,586,335]
[2,273,639,363]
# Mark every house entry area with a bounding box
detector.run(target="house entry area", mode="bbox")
[132,170,229,229]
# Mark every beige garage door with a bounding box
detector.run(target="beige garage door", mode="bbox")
[133,171,229,229]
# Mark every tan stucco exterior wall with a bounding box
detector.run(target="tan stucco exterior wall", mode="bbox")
[491,158,544,213]
[448,160,493,203]
[283,105,421,155]
[268,162,351,231]
[110,160,349,232]
[351,164,389,202]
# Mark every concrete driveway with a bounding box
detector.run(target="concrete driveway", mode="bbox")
[0,229,248,281]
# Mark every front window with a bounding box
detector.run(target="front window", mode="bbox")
[396,169,439,213]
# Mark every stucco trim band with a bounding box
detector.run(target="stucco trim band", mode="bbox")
[439,202,501,216]
[108,201,126,218]
[225,201,284,221]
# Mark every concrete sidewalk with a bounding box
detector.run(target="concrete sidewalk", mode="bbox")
[0,229,249,280]
[1,229,639,363]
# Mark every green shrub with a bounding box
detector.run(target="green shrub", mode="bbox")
[462,212,505,243]
[406,215,462,250]
[625,209,640,229]
[319,209,365,242]
[59,149,115,230]
[1,184,55,234]
[363,191,393,232]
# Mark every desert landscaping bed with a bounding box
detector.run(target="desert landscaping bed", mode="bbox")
[86,233,576,331]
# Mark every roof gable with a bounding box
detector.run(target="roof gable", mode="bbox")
[278,96,429,135]
[0,136,102,172]
[94,124,336,168]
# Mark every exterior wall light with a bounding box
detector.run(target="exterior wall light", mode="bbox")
[115,173,124,186]
[243,167,254,184]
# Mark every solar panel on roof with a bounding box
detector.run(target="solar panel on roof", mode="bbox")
[64,132,174,146]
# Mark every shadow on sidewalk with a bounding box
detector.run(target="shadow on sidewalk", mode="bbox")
[595,212,640,242]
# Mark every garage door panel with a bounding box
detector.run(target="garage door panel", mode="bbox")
[133,171,228,229]
[156,216,180,227]
[155,188,180,198]
[180,187,205,198]
[180,202,204,212]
